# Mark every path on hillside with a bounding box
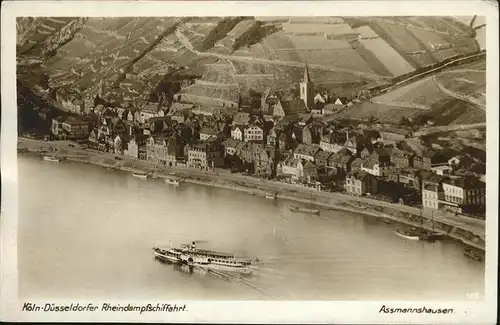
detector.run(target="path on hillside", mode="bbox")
[432,74,486,111]
[380,52,486,92]
[412,122,486,137]
[174,28,387,80]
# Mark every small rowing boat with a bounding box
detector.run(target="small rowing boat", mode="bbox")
[289,206,320,214]
[132,172,148,179]
[464,248,483,262]
[395,229,421,241]
[43,156,59,162]
[165,178,180,186]
[265,193,276,200]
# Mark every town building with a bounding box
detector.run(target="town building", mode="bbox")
[223,138,240,156]
[200,127,219,141]
[301,125,313,145]
[361,160,391,177]
[244,124,264,143]
[232,112,251,126]
[293,143,320,162]
[370,147,391,164]
[60,118,90,140]
[343,132,366,154]
[344,171,378,196]
[390,149,414,168]
[398,168,422,190]
[231,125,244,141]
[267,127,278,147]
[138,102,164,123]
[431,164,453,176]
[314,151,333,170]
[50,116,65,138]
[327,151,353,173]
[422,182,442,210]
[124,138,139,159]
[187,142,221,170]
[350,157,366,173]
[320,133,344,153]
[254,147,275,178]
[441,176,486,208]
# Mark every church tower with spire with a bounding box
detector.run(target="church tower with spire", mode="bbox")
[299,63,314,109]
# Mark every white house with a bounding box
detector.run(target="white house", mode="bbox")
[113,135,123,155]
[448,156,461,166]
[280,157,304,180]
[124,138,139,158]
[243,125,263,142]
[431,164,453,176]
[314,92,329,104]
[422,183,440,210]
[231,125,244,141]
[441,176,485,207]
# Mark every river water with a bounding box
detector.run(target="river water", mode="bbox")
[18,155,484,300]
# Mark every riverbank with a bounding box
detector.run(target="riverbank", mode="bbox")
[17,138,486,255]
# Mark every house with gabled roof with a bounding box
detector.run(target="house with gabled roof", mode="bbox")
[200,127,220,141]
[244,124,264,143]
[231,125,244,141]
[344,171,378,196]
[232,112,251,126]
[293,143,321,162]
[223,138,241,156]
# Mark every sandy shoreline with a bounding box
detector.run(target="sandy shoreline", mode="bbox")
[17,141,485,253]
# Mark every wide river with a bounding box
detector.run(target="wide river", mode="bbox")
[18,155,484,300]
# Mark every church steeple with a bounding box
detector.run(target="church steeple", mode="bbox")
[303,63,311,83]
[299,63,313,109]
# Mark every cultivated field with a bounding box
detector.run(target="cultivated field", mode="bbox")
[373,76,450,109]
[358,36,415,76]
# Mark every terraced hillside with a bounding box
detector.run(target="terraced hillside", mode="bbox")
[333,58,486,125]
[17,16,481,116]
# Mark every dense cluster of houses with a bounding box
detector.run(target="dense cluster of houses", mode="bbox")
[48,64,486,216]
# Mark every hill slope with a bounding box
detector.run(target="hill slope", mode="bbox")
[17,16,481,117]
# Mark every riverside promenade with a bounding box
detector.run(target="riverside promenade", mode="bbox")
[17,137,486,251]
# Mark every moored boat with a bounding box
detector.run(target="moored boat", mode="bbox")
[395,229,421,241]
[43,156,59,162]
[289,206,320,214]
[464,248,483,262]
[265,193,276,200]
[165,178,180,186]
[132,172,148,179]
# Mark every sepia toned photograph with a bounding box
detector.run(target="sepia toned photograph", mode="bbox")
[1,1,498,323]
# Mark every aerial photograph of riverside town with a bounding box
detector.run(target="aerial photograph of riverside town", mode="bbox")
[16,16,487,301]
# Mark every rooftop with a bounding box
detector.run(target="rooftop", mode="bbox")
[294,143,321,157]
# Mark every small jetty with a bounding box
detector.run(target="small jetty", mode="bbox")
[289,206,320,214]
